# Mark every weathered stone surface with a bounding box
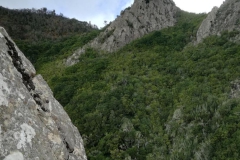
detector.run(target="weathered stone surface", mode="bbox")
[196,7,219,43]
[66,0,178,66]
[0,27,87,160]
[196,0,240,43]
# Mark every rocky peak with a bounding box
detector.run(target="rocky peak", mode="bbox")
[196,0,240,43]
[0,27,87,160]
[66,0,178,66]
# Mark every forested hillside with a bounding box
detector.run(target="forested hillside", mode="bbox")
[0,6,97,43]
[10,4,240,160]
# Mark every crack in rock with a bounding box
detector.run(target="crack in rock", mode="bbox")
[5,36,48,113]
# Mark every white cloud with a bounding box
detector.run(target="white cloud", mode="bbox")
[174,0,225,13]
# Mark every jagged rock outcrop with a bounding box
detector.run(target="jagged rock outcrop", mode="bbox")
[0,27,87,160]
[66,0,178,66]
[196,0,240,43]
[196,7,219,43]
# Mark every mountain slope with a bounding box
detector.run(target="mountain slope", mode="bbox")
[57,22,240,160]
[44,11,209,159]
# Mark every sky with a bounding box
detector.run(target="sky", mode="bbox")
[0,0,225,28]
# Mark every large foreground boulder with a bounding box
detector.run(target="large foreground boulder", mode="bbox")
[0,27,87,160]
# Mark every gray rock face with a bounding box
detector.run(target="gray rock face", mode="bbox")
[66,0,178,66]
[0,27,87,160]
[196,7,219,43]
[196,0,240,43]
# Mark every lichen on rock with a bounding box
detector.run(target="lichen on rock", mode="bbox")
[14,123,36,150]
[3,151,24,160]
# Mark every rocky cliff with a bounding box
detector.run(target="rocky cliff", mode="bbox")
[66,0,178,66]
[196,0,240,43]
[0,27,87,160]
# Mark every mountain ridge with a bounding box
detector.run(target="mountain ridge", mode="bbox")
[196,0,240,43]
[66,0,178,66]
[0,6,96,43]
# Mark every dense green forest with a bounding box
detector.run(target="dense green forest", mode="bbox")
[0,6,96,43]
[16,10,240,159]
